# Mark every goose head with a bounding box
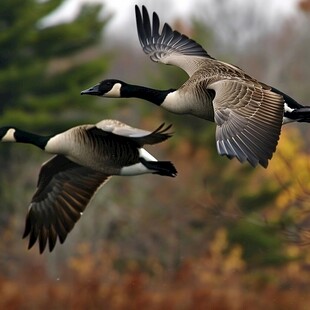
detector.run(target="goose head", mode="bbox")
[81,79,126,98]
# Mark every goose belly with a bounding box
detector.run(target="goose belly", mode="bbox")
[162,91,215,121]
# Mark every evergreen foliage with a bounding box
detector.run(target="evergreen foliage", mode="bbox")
[0,0,109,131]
[0,0,109,215]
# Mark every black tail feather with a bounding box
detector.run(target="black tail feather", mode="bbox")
[271,86,310,123]
[140,158,177,177]
[287,107,310,123]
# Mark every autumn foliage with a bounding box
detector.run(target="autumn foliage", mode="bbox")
[2,0,310,309]
[1,126,310,309]
[1,230,310,309]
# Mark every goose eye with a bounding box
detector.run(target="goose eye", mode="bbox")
[100,81,111,91]
[104,81,113,88]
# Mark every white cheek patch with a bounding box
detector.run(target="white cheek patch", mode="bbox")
[105,83,122,98]
[2,128,16,142]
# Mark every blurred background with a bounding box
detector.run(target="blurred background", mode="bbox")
[1,0,310,308]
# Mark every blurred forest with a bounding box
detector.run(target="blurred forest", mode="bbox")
[1,0,310,309]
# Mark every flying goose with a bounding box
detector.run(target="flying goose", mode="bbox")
[0,120,177,253]
[81,5,310,168]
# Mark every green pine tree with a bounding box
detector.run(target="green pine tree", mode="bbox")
[0,0,110,217]
[0,0,110,131]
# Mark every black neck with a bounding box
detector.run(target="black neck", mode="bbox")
[13,128,51,150]
[120,83,175,105]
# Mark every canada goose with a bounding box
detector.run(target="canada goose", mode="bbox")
[0,120,177,253]
[81,5,310,168]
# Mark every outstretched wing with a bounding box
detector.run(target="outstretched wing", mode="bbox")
[210,80,284,168]
[23,155,110,253]
[135,5,213,76]
[129,123,173,146]
[96,119,173,146]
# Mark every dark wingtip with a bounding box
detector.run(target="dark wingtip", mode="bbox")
[23,211,57,254]
[134,4,213,59]
[135,5,145,47]
[259,160,269,169]
[23,212,43,253]
[39,229,48,254]
[153,123,174,138]
[135,5,142,20]
[22,214,31,239]
[48,229,58,253]
[28,229,38,251]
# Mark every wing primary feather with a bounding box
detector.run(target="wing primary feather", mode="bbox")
[28,225,39,250]
[23,212,32,239]
[39,227,48,254]
[135,5,146,47]
[48,226,58,252]
[152,12,160,39]
[54,218,68,244]
[142,5,152,41]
